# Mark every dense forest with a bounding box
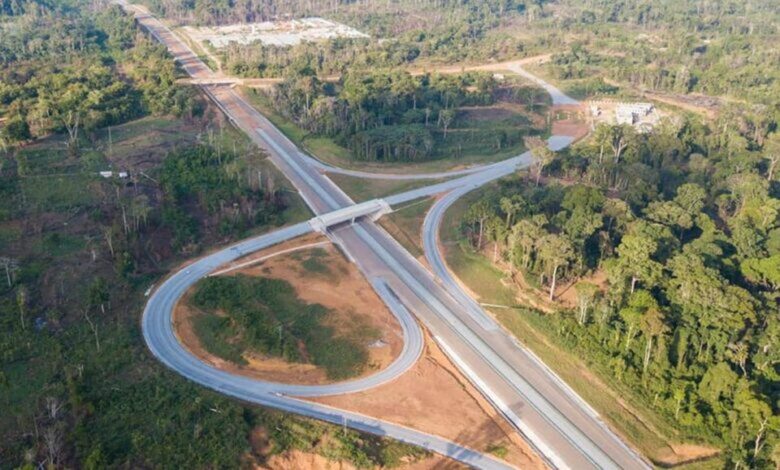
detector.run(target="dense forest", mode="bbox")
[265,71,535,162]
[460,115,780,466]
[0,2,200,150]
[542,1,780,104]
[0,1,424,468]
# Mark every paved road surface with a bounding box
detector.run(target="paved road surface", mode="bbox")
[142,221,514,469]
[123,3,651,468]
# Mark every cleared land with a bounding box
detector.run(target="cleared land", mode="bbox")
[175,234,403,384]
[312,329,545,470]
[184,18,368,48]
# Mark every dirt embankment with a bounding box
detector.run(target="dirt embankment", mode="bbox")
[311,330,546,470]
[174,233,403,385]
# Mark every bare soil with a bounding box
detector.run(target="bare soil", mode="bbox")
[260,450,468,470]
[657,444,721,466]
[550,104,590,141]
[407,55,553,77]
[311,331,546,470]
[173,233,404,385]
[251,425,466,469]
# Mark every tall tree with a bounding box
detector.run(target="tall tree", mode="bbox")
[609,230,662,294]
[538,233,574,300]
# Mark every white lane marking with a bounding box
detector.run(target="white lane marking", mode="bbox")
[435,335,571,470]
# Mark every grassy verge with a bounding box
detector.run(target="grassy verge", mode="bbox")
[327,174,439,203]
[379,198,435,258]
[440,189,723,467]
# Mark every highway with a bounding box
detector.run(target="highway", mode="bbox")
[123,2,651,469]
[142,221,513,469]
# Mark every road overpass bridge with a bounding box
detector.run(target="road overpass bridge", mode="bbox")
[309,198,392,233]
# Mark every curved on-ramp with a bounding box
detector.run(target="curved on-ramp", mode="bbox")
[418,141,651,470]
[142,220,514,469]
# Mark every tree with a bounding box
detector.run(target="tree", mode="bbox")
[0,256,19,287]
[465,198,492,249]
[500,195,526,228]
[668,252,756,335]
[740,255,780,292]
[438,108,456,138]
[538,233,575,300]
[619,290,657,354]
[753,315,780,381]
[594,123,635,164]
[698,362,738,408]
[574,281,599,325]
[2,116,31,142]
[531,142,555,186]
[610,230,662,294]
[639,305,668,373]
[85,277,110,351]
[130,194,152,232]
[763,132,780,181]
[726,342,750,376]
[508,216,547,272]
[731,380,775,459]
[16,285,28,330]
[645,183,706,242]
[671,380,691,421]
[486,216,507,262]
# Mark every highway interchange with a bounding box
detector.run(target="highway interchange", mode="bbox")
[122,2,652,468]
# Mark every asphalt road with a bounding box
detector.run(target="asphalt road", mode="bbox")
[124,3,651,469]
[142,221,515,469]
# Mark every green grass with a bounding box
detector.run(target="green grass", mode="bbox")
[15,144,79,176]
[32,232,86,258]
[485,442,509,459]
[21,174,98,213]
[300,248,331,275]
[327,174,439,203]
[98,116,203,160]
[191,275,372,379]
[193,314,248,365]
[440,189,710,465]
[0,225,20,251]
[380,198,435,258]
